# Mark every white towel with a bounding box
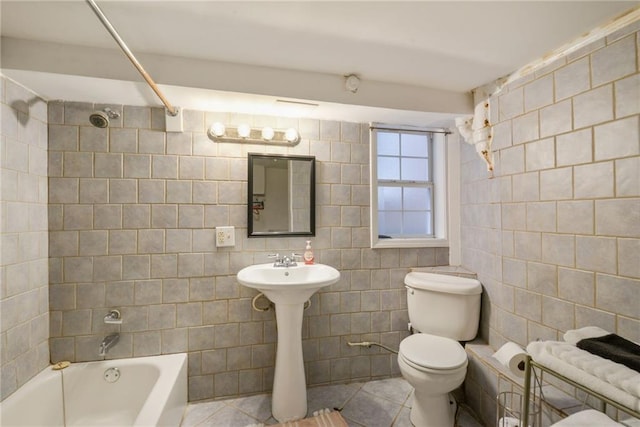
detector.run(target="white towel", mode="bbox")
[564,326,610,345]
[551,409,623,426]
[527,341,640,411]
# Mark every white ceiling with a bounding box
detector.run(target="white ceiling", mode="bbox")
[1,1,637,126]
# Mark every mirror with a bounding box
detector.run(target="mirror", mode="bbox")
[248,153,316,237]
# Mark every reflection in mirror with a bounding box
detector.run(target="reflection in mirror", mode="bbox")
[248,153,315,237]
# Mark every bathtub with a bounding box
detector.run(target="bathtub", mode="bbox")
[0,353,187,426]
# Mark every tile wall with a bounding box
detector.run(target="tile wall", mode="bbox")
[46,103,448,401]
[460,21,640,424]
[0,77,50,400]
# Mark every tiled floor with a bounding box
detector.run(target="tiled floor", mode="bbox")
[180,377,484,426]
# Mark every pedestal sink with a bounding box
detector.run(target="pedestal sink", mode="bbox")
[237,263,340,422]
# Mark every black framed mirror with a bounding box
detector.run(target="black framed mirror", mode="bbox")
[248,153,316,237]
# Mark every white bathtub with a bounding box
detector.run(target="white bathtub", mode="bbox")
[0,353,187,427]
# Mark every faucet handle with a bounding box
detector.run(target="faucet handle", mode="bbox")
[268,253,284,267]
[291,253,303,261]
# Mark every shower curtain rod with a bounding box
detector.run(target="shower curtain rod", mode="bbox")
[85,0,178,117]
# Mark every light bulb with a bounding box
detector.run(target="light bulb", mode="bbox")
[285,128,299,143]
[237,123,251,138]
[209,122,225,137]
[261,127,275,141]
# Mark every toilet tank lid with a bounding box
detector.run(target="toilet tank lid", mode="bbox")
[404,272,482,295]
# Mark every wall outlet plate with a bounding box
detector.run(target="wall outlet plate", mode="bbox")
[215,226,235,247]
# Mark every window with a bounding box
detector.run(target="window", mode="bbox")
[370,124,453,249]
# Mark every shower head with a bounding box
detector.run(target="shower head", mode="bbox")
[89,108,120,128]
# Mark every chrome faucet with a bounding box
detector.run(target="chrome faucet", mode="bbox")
[99,333,120,356]
[268,253,301,268]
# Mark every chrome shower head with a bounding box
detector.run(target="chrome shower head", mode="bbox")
[89,107,120,128]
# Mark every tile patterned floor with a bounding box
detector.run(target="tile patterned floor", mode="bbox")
[180,377,484,426]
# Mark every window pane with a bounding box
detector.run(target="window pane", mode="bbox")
[403,211,431,235]
[372,127,438,243]
[377,132,399,156]
[379,211,402,235]
[378,186,402,210]
[401,158,428,181]
[401,134,428,157]
[378,156,400,180]
[403,187,431,210]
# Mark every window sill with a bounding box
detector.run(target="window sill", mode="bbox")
[371,237,449,249]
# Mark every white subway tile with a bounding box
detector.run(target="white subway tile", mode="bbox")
[574,161,614,199]
[499,145,524,175]
[524,74,554,112]
[525,138,555,171]
[594,116,639,161]
[573,84,613,129]
[596,199,640,237]
[512,111,539,144]
[556,128,592,166]
[616,156,640,197]
[540,99,572,137]
[558,268,594,306]
[576,236,617,274]
[595,274,640,318]
[540,167,573,200]
[526,202,556,232]
[512,172,539,202]
[591,35,636,86]
[618,238,640,279]
[499,88,524,121]
[554,57,590,100]
[557,201,593,235]
[615,74,640,118]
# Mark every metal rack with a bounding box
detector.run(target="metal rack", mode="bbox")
[521,355,640,426]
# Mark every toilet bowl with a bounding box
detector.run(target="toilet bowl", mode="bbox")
[398,272,482,427]
[398,333,468,427]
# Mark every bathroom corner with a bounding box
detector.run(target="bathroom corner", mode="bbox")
[0,76,50,400]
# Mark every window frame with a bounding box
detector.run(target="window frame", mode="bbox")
[370,123,453,249]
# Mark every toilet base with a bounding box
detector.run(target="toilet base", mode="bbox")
[410,392,456,427]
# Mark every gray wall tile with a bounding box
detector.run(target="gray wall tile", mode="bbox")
[460,26,640,418]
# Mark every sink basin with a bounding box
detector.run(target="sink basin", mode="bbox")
[237,263,340,304]
[236,262,340,422]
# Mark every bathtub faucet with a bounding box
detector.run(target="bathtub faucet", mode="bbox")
[99,333,120,356]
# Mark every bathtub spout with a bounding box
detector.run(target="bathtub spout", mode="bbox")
[99,333,120,356]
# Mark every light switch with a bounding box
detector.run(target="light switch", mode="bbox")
[215,226,235,247]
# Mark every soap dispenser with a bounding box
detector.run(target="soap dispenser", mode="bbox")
[303,240,314,265]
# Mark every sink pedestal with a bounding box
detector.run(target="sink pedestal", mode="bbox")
[235,263,341,423]
[272,303,306,422]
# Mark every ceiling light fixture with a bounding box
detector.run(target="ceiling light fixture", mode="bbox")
[207,123,301,145]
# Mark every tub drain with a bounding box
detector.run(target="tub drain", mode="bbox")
[104,367,120,383]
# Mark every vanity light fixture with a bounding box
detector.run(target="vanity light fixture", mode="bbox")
[285,128,299,143]
[207,123,301,145]
[261,127,275,141]
[210,122,226,137]
[237,123,252,138]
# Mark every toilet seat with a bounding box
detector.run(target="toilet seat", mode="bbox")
[399,334,467,371]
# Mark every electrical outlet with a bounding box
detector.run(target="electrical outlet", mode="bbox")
[215,226,235,247]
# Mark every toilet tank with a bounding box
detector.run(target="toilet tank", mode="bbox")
[404,272,482,341]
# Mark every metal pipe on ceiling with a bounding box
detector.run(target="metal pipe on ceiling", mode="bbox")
[85,0,178,117]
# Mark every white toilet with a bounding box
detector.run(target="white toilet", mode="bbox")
[398,272,482,427]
